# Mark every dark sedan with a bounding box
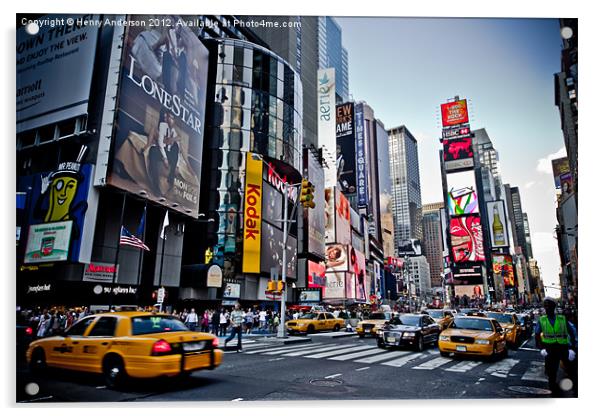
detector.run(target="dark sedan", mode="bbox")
[377,314,440,351]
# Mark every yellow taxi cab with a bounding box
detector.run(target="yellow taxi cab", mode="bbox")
[26,312,223,388]
[485,311,521,348]
[424,309,455,330]
[286,312,344,334]
[356,311,392,338]
[438,316,507,359]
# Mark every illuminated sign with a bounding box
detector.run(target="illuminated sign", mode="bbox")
[441,99,469,127]
[442,126,471,139]
[242,153,263,273]
[450,215,485,263]
[82,262,119,283]
[493,255,515,288]
[443,138,474,171]
[25,221,73,263]
[355,103,368,207]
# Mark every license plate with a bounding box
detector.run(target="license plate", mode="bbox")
[387,337,397,343]
[456,345,467,352]
[183,342,205,352]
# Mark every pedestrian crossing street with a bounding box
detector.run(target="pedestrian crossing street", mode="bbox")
[239,341,548,382]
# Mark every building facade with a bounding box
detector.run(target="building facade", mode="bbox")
[422,202,444,291]
[318,17,349,103]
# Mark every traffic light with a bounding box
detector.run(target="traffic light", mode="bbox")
[277,281,285,292]
[300,178,315,209]
[267,280,285,293]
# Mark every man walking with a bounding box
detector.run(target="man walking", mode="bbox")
[535,297,577,397]
[184,308,198,331]
[224,304,245,352]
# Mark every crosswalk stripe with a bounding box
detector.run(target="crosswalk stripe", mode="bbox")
[485,359,520,378]
[244,343,323,355]
[381,352,425,367]
[328,348,383,361]
[282,344,345,356]
[521,361,547,382]
[412,357,453,370]
[354,350,411,364]
[445,360,482,373]
[305,345,375,359]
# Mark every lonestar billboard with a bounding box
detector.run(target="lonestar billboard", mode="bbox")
[242,153,263,273]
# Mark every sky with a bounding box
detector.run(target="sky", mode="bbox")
[337,17,566,297]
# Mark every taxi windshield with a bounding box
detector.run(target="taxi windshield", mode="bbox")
[452,318,493,331]
[427,310,444,318]
[368,313,387,320]
[131,316,189,335]
[299,313,318,320]
[486,313,513,324]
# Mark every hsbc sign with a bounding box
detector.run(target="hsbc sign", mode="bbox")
[442,126,471,140]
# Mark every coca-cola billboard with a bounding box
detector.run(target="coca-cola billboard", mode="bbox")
[450,215,485,263]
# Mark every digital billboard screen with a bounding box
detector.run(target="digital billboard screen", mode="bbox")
[454,284,485,300]
[443,138,474,171]
[486,200,510,248]
[108,15,209,218]
[305,149,325,257]
[446,170,479,216]
[441,99,469,127]
[324,187,336,244]
[336,103,357,195]
[493,254,515,288]
[450,264,483,285]
[335,188,351,245]
[450,215,485,263]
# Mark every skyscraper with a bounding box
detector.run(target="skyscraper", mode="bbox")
[318,17,349,103]
[473,128,502,199]
[388,125,423,253]
[422,202,445,290]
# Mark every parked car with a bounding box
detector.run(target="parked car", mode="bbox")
[439,316,507,359]
[26,312,222,389]
[377,314,440,351]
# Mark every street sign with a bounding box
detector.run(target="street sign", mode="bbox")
[157,287,165,303]
[266,290,282,301]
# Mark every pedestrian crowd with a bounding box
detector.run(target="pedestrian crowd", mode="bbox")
[17,306,92,339]
[171,307,283,336]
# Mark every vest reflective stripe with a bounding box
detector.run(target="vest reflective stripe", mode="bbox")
[539,315,569,345]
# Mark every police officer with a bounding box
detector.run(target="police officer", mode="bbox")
[535,297,577,396]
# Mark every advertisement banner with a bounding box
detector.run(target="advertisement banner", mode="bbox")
[17,14,99,133]
[446,170,479,215]
[336,103,356,194]
[450,264,483,285]
[299,290,321,303]
[355,103,368,207]
[443,138,474,171]
[351,248,367,301]
[324,187,336,244]
[108,15,209,217]
[454,284,485,300]
[82,262,119,283]
[486,200,510,248]
[439,208,449,256]
[242,153,263,273]
[335,188,351,245]
[325,273,345,299]
[442,126,471,140]
[450,215,485,263]
[345,272,356,299]
[493,254,515,288]
[325,243,348,299]
[223,282,241,299]
[551,157,570,189]
[318,68,337,188]
[398,239,422,257]
[260,221,297,279]
[306,149,325,257]
[308,260,327,290]
[25,221,73,263]
[441,99,469,127]
[207,265,223,288]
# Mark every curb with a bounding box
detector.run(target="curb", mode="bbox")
[330,332,357,338]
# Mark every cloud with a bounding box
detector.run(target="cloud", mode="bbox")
[536,147,567,174]
[525,181,536,189]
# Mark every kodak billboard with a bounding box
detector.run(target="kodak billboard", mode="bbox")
[242,153,263,273]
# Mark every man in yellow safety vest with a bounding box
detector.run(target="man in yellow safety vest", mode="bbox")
[535,297,577,397]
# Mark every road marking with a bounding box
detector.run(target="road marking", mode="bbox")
[244,343,323,355]
[355,350,411,364]
[261,343,327,355]
[268,357,285,362]
[325,373,342,379]
[282,344,343,356]
[356,367,371,371]
[520,339,530,348]
[232,398,244,401]
[412,356,453,370]
[445,360,482,373]
[95,385,107,389]
[305,345,375,359]
[521,361,547,382]
[485,358,520,378]
[328,348,383,361]
[381,353,425,367]
[19,396,54,403]
[519,347,540,352]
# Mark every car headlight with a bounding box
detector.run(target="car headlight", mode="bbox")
[356,324,363,329]
[403,332,415,337]
[377,330,383,336]
[439,335,450,341]
[475,339,490,345]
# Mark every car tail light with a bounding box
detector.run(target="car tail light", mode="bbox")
[25,327,33,336]
[151,339,172,355]
[212,337,219,348]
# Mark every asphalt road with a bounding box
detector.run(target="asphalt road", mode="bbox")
[16,332,576,402]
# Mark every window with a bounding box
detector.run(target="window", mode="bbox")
[88,317,118,337]
[66,317,95,336]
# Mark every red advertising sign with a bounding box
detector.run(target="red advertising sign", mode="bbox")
[493,255,515,288]
[450,215,485,263]
[441,99,469,127]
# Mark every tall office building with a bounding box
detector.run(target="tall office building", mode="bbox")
[506,186,532,259]
[318,17,349,103]
[473,128,503,199]
[376,119,395,258]
[405,256,432,301]
[388,125,423,253]
[422,202,445,290]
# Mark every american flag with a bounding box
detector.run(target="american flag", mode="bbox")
[120,226,150,251]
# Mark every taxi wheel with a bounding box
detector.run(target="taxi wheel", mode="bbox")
[29,348,46,374]
[307,325,315,334]
[103,355,128,390]
[377,339,387,349]
[358,334,365,338]
[333,324,340,332]
[415,335,424,352]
